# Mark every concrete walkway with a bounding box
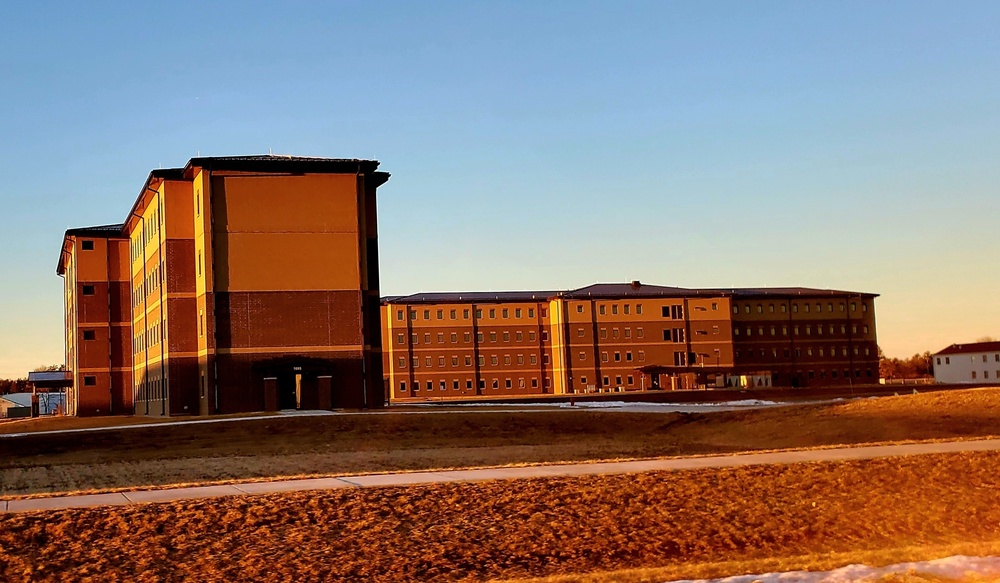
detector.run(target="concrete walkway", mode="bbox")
[3,438,999,514]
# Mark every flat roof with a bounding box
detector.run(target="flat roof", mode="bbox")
[383,282,879,304]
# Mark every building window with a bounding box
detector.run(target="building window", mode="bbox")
[464,309,470,319]
[578,328,585,338]
[436,309,444,319]
[425,356,432,367]
[601,352,608,363]
[83,330,96,340]
[491,356,498,366]
[82,285,95,295]
[426,381,433,391]
[612,305,619,315]
[638,351,645,362]
[502,308,509,318]
[518,355,524,364]
[489,309,496,319]
[636,304,643,315]
[81,240,95,250]
[490,332,497,342]
[504,356,511,365]
[398,381,407,392]
[83,376,96,386]
[530,355,537,365]
[438,357,445,367]
[450,309,457,319]
[423,310,430,320]
[465,356,472,366]
[615,376,623,385]
[451,333,458,343]
[626,351,633,362]
[396,310,404,321]
[579,352,586,361]
[505,379,512,388]
[503,332,510,342]
[529,308,535,318]
[515,308,522,318]
[398,357,406,368]
[972,371,977,380]
[602,376,610,386]
[600,305,606,315]
[614,352,621,362]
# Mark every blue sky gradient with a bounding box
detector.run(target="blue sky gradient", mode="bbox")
[1,1,998,377]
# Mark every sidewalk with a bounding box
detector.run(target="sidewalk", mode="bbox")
[4,437,999,514]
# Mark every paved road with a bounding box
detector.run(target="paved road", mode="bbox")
[3,438,999,514]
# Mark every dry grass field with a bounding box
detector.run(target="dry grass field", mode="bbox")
[2,450,999,582]
[3,388,1000,496]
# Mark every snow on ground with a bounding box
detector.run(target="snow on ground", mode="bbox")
[557,399,780,409]
[666,555,1000,583]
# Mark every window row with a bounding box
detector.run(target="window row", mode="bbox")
[130,205,164,262]
[737,346,871,359]
[132,262,165,309]
[578,374,636,388]
[970,370,1000,380]
[399,377,551,392]
[596,327,646,339]
[134,374,167,402]
[734,301,868,315]
[396,306,545,322]
[596,350,646,363]
[592,303,646,316]
[132,321,164,354]
[399,353,550,369]
[735,324,868,337]
[398,330,545,345]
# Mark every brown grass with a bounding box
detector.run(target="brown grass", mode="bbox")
[2,451,1000,582]
[3,387,1000,496]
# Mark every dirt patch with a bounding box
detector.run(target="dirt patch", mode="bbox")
[3,388,1000,496]
[2,451,1000,582]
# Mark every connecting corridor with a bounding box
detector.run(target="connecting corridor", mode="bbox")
[3,437,999,514]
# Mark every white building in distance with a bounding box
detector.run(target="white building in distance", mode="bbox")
[933,341,1000,384]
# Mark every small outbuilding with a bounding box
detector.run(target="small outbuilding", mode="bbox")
[932,341,1000,384]
[0,393,66,418]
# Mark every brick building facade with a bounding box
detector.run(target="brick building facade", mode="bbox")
[381,282,879,401]
[57,155,390,416]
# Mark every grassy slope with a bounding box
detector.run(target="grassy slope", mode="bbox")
[2,388,1000,496]
[2,451,1000,582]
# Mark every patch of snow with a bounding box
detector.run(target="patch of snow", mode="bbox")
[557,399,781,409]
[665,555,1000,583]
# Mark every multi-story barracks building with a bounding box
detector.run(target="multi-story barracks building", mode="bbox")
[57,155,389,416]
[381,282,878,401]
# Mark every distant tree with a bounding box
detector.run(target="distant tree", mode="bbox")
[33,364,66,372]
[976,336,998,343]
[878,347,933,379]
[0,378,30,395]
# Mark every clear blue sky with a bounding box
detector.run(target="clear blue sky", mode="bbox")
[1,1,998,378]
